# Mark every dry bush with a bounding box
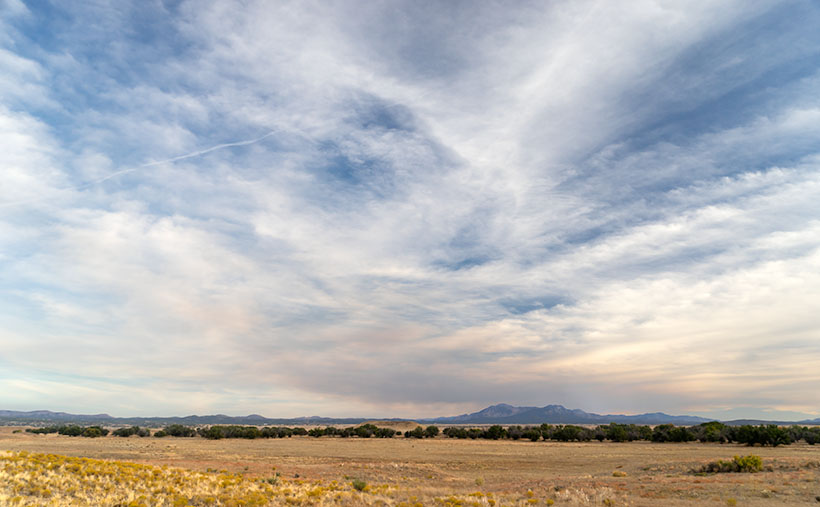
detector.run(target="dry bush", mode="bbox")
[698,455,763,474]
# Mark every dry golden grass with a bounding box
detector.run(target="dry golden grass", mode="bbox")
[0,450,403,506]
[0,450,574,506]
[3,427,820,505]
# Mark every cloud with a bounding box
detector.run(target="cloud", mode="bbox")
[1,0,819,419]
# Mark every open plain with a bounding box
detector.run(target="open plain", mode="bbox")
[2,427,820,505]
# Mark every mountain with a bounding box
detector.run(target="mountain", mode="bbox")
[0,410,381,427]
[0,410,301,426]
[0,410,113,422]
[438,403,537,420]
[425,404,713,425]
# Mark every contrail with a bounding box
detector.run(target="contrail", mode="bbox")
[89,130,279,185]
[1,130,278,208]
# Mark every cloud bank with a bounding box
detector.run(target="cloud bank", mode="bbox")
[1,0,819,419]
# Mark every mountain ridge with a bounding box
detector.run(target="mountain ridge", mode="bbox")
[422,404,714,425]
[2,405,818,426]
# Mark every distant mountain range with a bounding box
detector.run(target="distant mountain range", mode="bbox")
[2,405,818,427]
[421,403,713,425]
[423,404,820,426]
[0,410,372,427]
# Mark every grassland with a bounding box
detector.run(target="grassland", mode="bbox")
[2,427,820,505]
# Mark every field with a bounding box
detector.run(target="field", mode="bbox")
[2,427,820,505]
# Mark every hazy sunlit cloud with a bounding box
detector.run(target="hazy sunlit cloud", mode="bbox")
[1,0,819,420]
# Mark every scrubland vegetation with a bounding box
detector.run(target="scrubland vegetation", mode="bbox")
[307,424,398,439]
[442,422,819,446]
[24,421,820,447]
[25,425,109,438]
[112,426,151,438]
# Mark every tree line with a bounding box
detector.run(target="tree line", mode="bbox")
[153,424,312,439]
[24,421,820,446]
[443,422,819,446]
[26,425,109,438]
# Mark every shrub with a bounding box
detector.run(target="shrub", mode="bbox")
[112,426,149,437]
[651,424,674,442]
[443,427,467,439]
[161,424,196,437]
[200,426,225,439]
[734,454,763,472]
[374,427,398,438]
[261,473,280,486]
[804,427,820,445]
[113,427,134,437]
[523,427,542,442]
[198,425,260,439]
[260,426,294,438]
[405,426,425,439]
[28,425,109,437]
[424,425,440,438]
[355,424,377,438]
[732,425,791,447]
[696,421,729,443]
[26,427,59,435]
[551,425,592,442]
[786,425,805,443]
[507,425,524,440]
[485,425,506,440]
[539,424,553,439]
[637,425,653,440]
[603,423,628,442]
[59,425,85,437]
[351,479,367,491]
[671,426,695,442]
[699,455,763,474]
[652,424,694,443]
[82,426,108,438]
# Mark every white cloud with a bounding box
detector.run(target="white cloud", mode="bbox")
[1,0,819,418]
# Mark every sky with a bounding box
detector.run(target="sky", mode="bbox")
[1,0,819,421]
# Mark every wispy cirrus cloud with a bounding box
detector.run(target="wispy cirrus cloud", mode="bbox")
[1,0,819,419]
